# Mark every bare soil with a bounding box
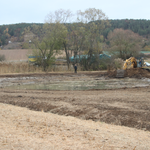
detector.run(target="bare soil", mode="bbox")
[108,68,150,78]
[0,70,150,149]
[1,103,150,150]
[1,87,150,131]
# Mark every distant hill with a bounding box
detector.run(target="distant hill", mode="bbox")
[102,19,150,39]
[0,20,150,49]
[0,23,43,48]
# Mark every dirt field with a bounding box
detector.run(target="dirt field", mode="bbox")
[0,49,70,62]
[1,86,150,131]
[0,70,150,149]
[1,103,150,150]
[0,49,31,62]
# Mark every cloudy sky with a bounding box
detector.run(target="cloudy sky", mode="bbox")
[1,0,150,25]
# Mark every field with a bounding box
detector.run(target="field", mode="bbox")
[0,71,150,149]
[0,49,69,62]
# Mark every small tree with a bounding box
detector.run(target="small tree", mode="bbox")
[30,22,67,71]
[107,28,143,60]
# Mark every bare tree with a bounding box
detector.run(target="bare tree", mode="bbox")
[77,8,109,55]
[77,8,108,23]
[45,9,73,23]
[45,9,73,69]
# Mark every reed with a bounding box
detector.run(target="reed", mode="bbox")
[0,62,79,74]
[0,62,43,74]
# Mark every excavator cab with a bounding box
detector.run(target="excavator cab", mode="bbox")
[123,57,137,70]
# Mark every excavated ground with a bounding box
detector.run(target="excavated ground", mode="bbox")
[1,87,150,132]
[108,68,150,78]
[0,69,150,132]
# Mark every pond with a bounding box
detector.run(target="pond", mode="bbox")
[4,77,150,91]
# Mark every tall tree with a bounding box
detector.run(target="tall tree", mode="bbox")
[107,28,144,60]
[45,9,73,69]
[77,8,109,55]
[74,8,110,70]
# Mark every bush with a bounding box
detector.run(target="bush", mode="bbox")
[107,58,124,71]
[0,54,5,61]
[113,58,124,69]
[79,56,111,71]
[22,42,29,49]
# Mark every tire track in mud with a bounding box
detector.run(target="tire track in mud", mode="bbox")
[0,89,150,131]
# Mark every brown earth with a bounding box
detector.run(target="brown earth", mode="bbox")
[0,71,150,149]
[1,103,150,150]
[1,87,150,132]
[108,68,150,78]
[125,68,150,78]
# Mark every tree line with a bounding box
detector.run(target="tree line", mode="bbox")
[1,19,150,46]
[102,19,150,39]
[24,9,144,71]
[0,8,149,71]
[0,23,43,46]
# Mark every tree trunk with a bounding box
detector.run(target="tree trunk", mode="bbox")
[63,42,70,69]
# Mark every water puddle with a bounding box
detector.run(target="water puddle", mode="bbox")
[4,78,150,91]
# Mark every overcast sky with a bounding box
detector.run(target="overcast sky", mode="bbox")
[1,0,150,25]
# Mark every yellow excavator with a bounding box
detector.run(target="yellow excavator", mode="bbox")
[116,57,149,77]
[123,57,148,70]
[123,57,138,70]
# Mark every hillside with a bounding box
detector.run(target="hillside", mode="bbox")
[0,20,150,49]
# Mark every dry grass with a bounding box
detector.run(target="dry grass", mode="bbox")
[0,103,150,150]
[0,62,43,74]
[0,62,77,74]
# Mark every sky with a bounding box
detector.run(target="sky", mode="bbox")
[0,0,150,25]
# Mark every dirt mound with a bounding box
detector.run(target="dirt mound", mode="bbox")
[108,68,150,78]
[125,68,150,78]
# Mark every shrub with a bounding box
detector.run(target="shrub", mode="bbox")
[0,54,5,61]
[113,58,124,69]
[79,56,111,71]
[107,58,124,71]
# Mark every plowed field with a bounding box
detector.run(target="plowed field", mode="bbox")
[0,70,150,149]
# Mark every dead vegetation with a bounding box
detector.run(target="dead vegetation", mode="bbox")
[0,62,75,74]
[0,103,150,150]
[0,62,43,74]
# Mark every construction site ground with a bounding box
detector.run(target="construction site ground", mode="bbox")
[0,69,150,149]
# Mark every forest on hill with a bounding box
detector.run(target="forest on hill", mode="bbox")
[0,23,43,46]
[0,19,150,47]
